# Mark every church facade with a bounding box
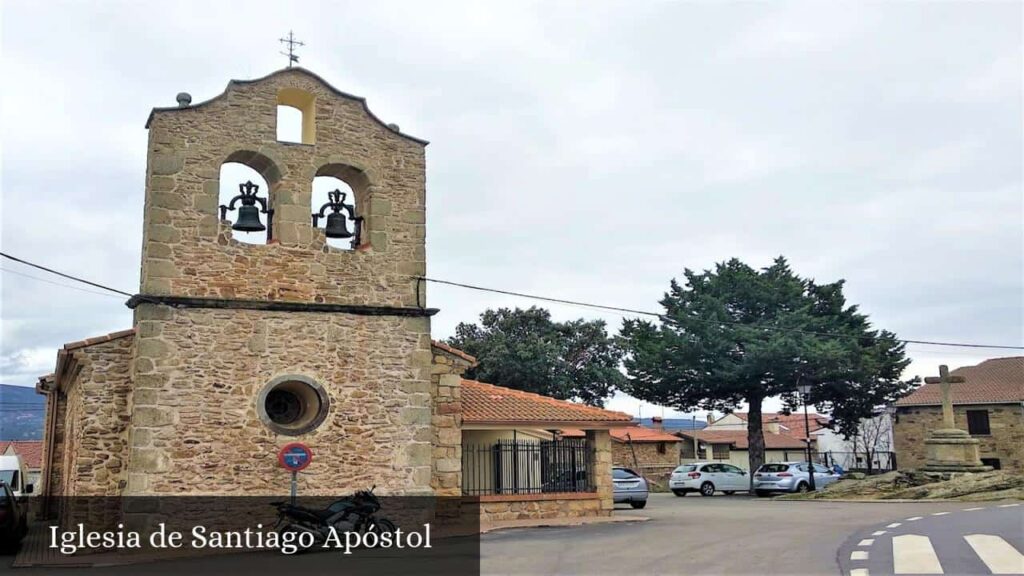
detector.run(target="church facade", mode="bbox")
[36,68,626,522]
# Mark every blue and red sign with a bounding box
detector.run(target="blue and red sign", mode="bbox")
[277,442,313,472]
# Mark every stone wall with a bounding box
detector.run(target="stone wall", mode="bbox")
[611,440,680,469]
[126,306,434,496]
[894,404,1024,473]
[478,493,603,522]
[586,429,614,515]
[141,68,427,308]
[430,347,469,497]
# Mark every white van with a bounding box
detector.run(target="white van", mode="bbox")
[0,455,33,497]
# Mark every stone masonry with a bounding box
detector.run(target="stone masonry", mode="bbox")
[894,403,1024,474]
[125,68,435,496]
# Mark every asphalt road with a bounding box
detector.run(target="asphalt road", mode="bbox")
[838,503,1023,575]
[480,494,1021,575]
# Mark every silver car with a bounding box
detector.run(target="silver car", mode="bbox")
[613,467,648,509]
[753,462,841,496]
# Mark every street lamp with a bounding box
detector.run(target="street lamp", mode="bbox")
[796,383,816,492]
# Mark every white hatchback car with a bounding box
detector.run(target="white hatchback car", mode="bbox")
[669,462,749,496]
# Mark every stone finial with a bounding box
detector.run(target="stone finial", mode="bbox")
[176,92,192,108]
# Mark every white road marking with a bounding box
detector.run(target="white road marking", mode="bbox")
[851,551,869,561]
[872,530,888,536]
[931,512,950,516]
[964,534,1024,575]
[893,534,943,574]
[906,516,922,521]
[998,503,1020,508]
[859,539,875,546]
[887,523,902,528]
[963,507,985,511]
[850,569,870,576]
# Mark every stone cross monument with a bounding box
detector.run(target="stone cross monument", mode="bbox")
[921,364,990,473]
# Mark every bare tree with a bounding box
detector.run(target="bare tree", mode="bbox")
[844,413,892,474]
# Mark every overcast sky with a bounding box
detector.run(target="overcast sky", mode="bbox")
[1,1,1021,418]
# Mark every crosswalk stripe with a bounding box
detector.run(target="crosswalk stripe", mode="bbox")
[964,534,1024,574]
[887,523,902,528]
[931,512,950,516]
[872,530,888,536]
[964,507,985,511]
[859,539,875,546]
[906,516,922,521]
[850,569,870,576]
[893,534,943,574]
[851,551,869,561]
[998,503,1020,508]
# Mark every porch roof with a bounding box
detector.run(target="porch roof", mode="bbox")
[461,379,633,428]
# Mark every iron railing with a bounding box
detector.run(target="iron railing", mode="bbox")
[462,439,594,496]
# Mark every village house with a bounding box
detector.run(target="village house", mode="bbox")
[0,440,43,492]
[34,67,631,524]
[675,412,819,470]
[561,418,682,489]
[893,356,1024,474]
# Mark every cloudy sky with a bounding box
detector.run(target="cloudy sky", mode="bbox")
[2,1,1021,418]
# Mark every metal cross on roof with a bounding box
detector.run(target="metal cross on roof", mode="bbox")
[279,30,304,68]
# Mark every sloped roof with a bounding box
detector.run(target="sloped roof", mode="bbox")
[461,380,633,427]
[896,357,1024,406]
[678,429,808,450]
[431,340,478,365]
[720,411,829,436]
[0,441,43,469]
[610,426,682,443]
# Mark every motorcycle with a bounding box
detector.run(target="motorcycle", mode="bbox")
[270,486,396,550]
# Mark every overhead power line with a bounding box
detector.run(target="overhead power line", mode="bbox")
[1,252,1020,351]
[417,277,1024,351]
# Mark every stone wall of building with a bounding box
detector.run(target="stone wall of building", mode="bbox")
[140,68,427,308]
[430,347,469,497]
[611,440,680,469]
[126,307,434,495]
[478,493,604,522]
[894,403,1024,473]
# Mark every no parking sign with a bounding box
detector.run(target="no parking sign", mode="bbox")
[278,442,313,471]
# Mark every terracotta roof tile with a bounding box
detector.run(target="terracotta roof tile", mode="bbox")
[63,328,135,351]
[678,429,808,450]
[721,412,829,437]
[0,441,44,469]
[430,341,477,365]
[461,380,633,426]
[896,356,1024,406]
[610,426,682,443]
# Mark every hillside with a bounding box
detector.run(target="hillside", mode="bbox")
[0,384,45,440]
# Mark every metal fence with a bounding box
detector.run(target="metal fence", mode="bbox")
[777,450,897,474]
[462,439,594,496]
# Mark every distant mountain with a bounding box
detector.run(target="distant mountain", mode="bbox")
[634,417,707,432]
[0,384,45,440]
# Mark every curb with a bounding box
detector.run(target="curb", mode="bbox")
[481,515,648,534]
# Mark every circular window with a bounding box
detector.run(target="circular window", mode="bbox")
[257,376,329,436]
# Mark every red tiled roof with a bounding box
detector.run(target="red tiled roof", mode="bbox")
[722,412,829,436]
[0,441,43,469]
[61,328,135,351]
[678,429,808,450]
[461,380,633,427]
[431,341,478,365]
[610,426,682,443]
[896,357,1024,406]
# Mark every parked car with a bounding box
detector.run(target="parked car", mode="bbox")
[612,467,648,509]
[0,481,28,552]
[0,455,33,498]
[669,462,749,496]
[753,462,841,496]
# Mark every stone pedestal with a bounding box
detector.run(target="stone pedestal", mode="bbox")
[922,429,992,473]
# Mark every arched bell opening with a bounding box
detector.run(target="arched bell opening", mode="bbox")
[218,151,282,245]
[312,163,371,250]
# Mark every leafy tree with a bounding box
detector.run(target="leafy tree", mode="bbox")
[619,257,914,484]
[447,307,625,406]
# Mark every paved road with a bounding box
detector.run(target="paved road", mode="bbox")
[838,502,1023,575]
[481,494,1021,575]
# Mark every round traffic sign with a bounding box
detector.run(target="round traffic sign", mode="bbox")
[277,442,313,472]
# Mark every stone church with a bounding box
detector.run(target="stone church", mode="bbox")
[36,67,628,522]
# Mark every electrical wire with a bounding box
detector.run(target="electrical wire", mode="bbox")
[1,251,1020,351]
[417,276,1024,351]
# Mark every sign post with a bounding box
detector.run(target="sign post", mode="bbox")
[277,442,313,505]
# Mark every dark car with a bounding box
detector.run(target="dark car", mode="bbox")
[0,481,28,552]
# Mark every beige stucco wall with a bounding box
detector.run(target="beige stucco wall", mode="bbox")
[894,403,1024,473]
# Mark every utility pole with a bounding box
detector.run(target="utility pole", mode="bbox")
[796,383,816,491]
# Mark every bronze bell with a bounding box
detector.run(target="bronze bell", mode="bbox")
[232,205,266,232]
[324,212,353,239]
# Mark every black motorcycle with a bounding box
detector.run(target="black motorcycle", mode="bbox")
[270,486,396,549]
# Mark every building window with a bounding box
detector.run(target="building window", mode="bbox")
[966,410,990,436]
[276,88,316,144]
[657,442,667,455]
[680,439,696,459]
[980,458,1001,470]
[712,444,730,460]
[257,375,330,436]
